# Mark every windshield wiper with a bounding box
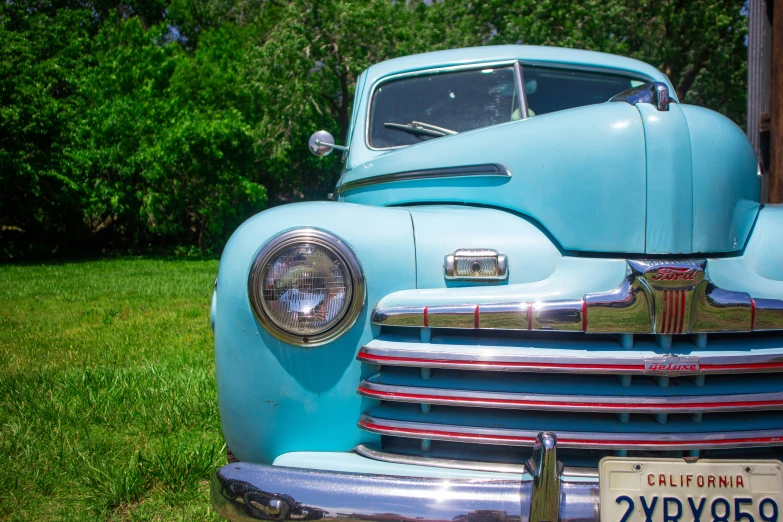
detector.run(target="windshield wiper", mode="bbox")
[384,121,458,138]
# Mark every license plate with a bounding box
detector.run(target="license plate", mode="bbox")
[600,458,783,522]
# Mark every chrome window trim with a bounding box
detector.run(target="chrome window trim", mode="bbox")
[334,164,510,196]
[247,228,365,346]
[353,443,598,479]
[358,380,783,413]
[513,61,529,120]
[357,339,783,375]
[358,414,783,450]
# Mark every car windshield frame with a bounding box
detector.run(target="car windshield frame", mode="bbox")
[365,61,653,151]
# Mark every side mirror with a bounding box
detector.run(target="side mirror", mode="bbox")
[308,130,348,157]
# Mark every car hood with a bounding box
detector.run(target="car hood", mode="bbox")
[337,102,760,254]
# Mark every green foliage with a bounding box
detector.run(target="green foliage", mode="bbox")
[0,4,93,258]
[141,109,266,251]
[0,0,749,259]
[251,0,421,200]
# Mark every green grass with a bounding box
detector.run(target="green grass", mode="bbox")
[0,258,224,521]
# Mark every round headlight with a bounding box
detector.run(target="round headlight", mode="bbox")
[248,228,365,345]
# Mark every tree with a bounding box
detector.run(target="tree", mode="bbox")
[0,0,751,259]
[140,109,266,252]
[249,0,421,201]
[0,4,94,258]
[418,0,748,122]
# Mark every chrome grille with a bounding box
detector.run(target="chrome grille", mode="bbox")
[356,329,783,467]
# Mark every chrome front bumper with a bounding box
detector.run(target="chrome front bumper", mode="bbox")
[211,432,599,522]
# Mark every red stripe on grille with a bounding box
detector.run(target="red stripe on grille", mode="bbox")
[581,299,588,331]
[474,305,480,329]
[751,298,757,330]
[702,361,783,371]
[679,290,686,334]
[662,291,669,334]
[527,302,532,331]
[673,290,680,334]
[423,307,429,328]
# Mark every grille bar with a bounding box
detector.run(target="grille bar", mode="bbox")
[358,381,783,413]
[358,338,783,375]
[358,414,783,450]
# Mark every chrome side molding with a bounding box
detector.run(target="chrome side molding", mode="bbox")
[372,259,783,335]
[610,81,671,111]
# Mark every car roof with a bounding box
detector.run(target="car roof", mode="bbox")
[362,45,678,102]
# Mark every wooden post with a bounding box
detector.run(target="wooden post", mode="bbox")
[771,0,783,203]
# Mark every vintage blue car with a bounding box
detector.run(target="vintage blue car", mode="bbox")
[209,45,783,522]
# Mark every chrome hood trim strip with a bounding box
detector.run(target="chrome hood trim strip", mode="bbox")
[335,163,510,195]
[358,414,783,450]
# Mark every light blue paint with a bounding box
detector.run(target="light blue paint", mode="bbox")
[706,205,783,298]
[215,202,416,463]
[408,206,560,288]
[682,104,760,253]
[376,256,628,308]
[639,104,694,253]
[342,103,648,253]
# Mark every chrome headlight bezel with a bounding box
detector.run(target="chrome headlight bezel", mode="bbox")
[247,228,365,346]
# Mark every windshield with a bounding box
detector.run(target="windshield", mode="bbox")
[368,65,648,149]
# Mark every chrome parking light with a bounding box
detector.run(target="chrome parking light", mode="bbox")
[444,249,508,281]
